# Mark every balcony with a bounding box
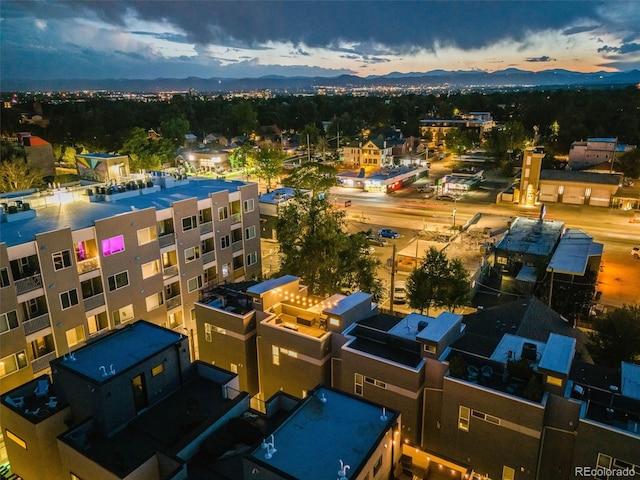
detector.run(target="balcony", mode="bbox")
[166,295,182,311]
[159,233,176,248]
[231,213,242,225]
[200,221,213,235]
[76,257,99,275]
[232,241,243,253]
[31,351,57,373]
[22,312,51,335]
[202,250,215,265]
[15,274,43,295]
[83,293,106,311]
[234,267,245,280]
[163,264,179,279]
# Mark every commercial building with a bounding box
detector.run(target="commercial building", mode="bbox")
[0,174,261,395]
[419,112,496,143]
[568,137,636,171]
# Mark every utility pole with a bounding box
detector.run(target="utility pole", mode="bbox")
[389,243,396,314]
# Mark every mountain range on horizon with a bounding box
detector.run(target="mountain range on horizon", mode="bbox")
[3,68,640,94]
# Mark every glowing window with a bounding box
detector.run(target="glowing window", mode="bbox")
[101,235,125,256]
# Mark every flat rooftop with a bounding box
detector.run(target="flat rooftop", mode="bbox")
[246,275,299,296]
[547,229,602,275]
[540,170,621,186]
[51,321,183,383]
[0,177,250,247]
[495,217,565,256]
[416,312,462,343]
[538,333,575,375]
[249,386,396,479]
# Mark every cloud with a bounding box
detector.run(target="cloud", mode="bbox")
[562,25,600,36]
[525,56,556,63]
[598,43,640,54]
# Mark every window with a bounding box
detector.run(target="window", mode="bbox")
[222,263,230,278]
[245,225,256,240]
[188,275,203,292]
[355,373,363,396]
[272,345,280,365]
[60,289,79,309]
[502,466,515,480]
[184,246,200,262]
[243,198,254,213]
[373,455,383,476]
[101,235,125,256]
[218,206,229,220]
[230,363,238,373]
[52,250,72,270]
[595,453,612,480]
[151,363,164,376]
[108,271,129,291]
[220,235,230,249]
[364,376,386,389]
[458,406,470,431]
[87,312,108,335]
[0,310,19,334]
[204,323,212,342]
[329,317,340,327]
[0,267,10,288]
[66,325,85,347]
[145,292,164,311]
[182,215,197,231]
[424,344,437,354]
[546,375,563,387]
[70,473,84,480]
[141,259,161,279]
[279,347,297,358]
[113,304,134,325]
[247,251,258,266]
[137,226,157,245]
[0,351,28,378]
[5,430,26,450]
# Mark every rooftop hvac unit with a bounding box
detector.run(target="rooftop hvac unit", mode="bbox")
[417,321,428,332]
[522,342,537,361]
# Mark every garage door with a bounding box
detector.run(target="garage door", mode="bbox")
[562,186,584,205]
[589,188,611,207]
[539,184,558,203]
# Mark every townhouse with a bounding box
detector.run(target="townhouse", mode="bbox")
[1,320,401,480]
[0,173,261,395]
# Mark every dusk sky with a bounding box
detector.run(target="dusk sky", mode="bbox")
[2,0,640,81]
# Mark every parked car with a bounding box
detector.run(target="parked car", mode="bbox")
[417,185,434,193]
[379,228,399,239]
[369,237,389,247]
[632,246,640,259]
[393,281,407,303]
[436,194,457,202]
[362,245,376,255]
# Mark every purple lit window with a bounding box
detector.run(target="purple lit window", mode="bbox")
[101,235,125,256]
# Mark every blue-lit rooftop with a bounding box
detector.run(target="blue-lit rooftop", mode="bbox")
[250,386,396,479]
[51,321,184,383]
[0,177,249,247]
[495,216,565,256]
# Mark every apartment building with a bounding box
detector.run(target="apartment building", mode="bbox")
[0,174,261,394]
[342,139,393,168]
[1,320,402,480]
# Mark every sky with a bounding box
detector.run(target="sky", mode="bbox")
[2,0,640,81]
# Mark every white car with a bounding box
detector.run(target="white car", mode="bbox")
[393,281,407,303]
[632,246,640,259]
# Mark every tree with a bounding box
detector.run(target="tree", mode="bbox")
[0,156,44,192]
[231,101,258,136]
[228,143,254,174]
[589,305,640,367]
[282,162,337,196]
[484,121,528,161]
[616,148,640,179]
[406,247,471,314]
[121,127,162,172]
[248,145,286,189]
[444,128,477,158]
[315,136,330,161]
[276,193,382,298]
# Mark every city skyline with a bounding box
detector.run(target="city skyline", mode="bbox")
[2,0,640,82]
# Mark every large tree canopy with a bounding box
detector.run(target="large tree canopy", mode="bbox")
[249,145,286,189]
[282,162,337,196]
[589,305,640,367]
[406,246,471,314]
[276,193,382,298]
